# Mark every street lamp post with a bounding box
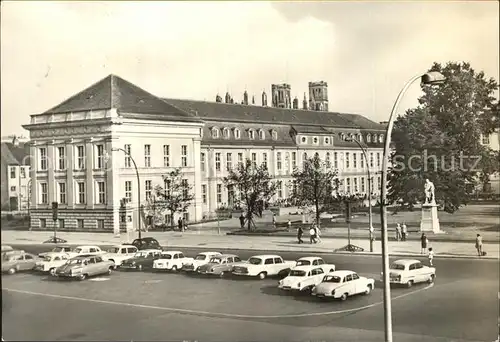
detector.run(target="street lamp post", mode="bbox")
[380,71,445,342]
[27,179,32,231]
[346,137,374,252]
[112,147,142,240]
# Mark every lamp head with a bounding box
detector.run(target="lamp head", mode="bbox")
[421,71,446,85]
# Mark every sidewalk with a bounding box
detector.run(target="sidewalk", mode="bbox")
[1,230,498,260]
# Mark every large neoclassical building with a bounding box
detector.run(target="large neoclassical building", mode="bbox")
[23,75,386,233]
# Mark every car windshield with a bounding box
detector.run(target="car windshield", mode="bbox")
[74,248,83,253]
[209,258,222,264]
[323,275,342,283]
[106,247,120,253]
[390,264,406,270]
[43,256,53,262]
[248,257,262,265]
[195,255,206,260]
[296,260,311,266]
[289,270,306,277]
[52,247,65,252]
[160,254,172,259]
[134,252,148,258]
[67,259,84,265]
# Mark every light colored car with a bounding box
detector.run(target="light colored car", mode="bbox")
[295,257,336,273]
[34,252,71,275]
[197,254,242,277]
[182,252,222,272]
[54,255,114,280]
[232,254,296,280]
[102,245,138,268]
[1,245,14,253]
[278,266,327,292]
[384,259,436,287]
[312,270,375,301]
[38,246,73,258]
[153,251,194,271]
[67,245,105,258]
[1,252,38,274]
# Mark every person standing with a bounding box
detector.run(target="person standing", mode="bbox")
[401,222,408,241]
[420,233,428,254]
[428,247,434,266]
[395,223,402,241]
[178,218,183,232]
[272,215,276,229]
[287,219,292,231]
[239,214,245,229]
[309,226,317,244]
[475,234,483,257]
[297,226,304,244]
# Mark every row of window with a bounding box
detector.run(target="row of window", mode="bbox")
[38,181,106,205]
[9,166,28,179]
[200,151,382,172]
[211,127,278,141]
[39,218,105,230]
[36,144,189,171]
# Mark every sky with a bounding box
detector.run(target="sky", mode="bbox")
[1,1,499,137]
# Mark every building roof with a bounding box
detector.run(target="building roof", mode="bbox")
[162,98,382,130]
[1,142,30,166]
[42,75,202,123]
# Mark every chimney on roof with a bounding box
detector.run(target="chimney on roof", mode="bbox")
[262,91,268,106]
[12,135,19,147]
[225,92,231,104]
[303,93,308,110]
[215,94,222,103]
[252,95,255,105]
[243,91,249,105]
[293,96,299,110]
[230,97,234,104]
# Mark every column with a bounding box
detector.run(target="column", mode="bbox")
[207,148,217,214]
[30,144,38,210]
[66,140,74,208]
[106,138,121,236]
[85,140,95,209]
[47,144,56,204]
[192,138,203,221]
[269,147,276,176]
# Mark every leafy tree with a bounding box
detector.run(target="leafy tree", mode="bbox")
[152,168,194,230]
[388,62,499,213]
[289,154,340,227]
[223,159,277,231]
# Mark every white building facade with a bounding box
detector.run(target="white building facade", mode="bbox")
[23,75,386,232]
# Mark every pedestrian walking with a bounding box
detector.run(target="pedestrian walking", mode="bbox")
[395,223,402,241]
[309,226,317,244]
[287,219,292,231]
[475,234,483,257]
[428,247,434,266]
[420,233,428,254]
[239,214,245,229]
[402,223,408,241]
[178,218,183,232]
[272,215,276,229]
[297,226,304,244]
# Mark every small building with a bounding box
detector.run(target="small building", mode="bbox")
[1,136,31,211]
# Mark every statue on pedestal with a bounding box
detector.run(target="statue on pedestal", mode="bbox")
[424,178,435,205]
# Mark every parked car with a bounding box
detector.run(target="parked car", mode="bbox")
[295,257,336,273]
[1,251,38,274]
[119,249,162,271]
[38,246,73,258]
[384,259,436,287]
[182,252,222,272]
[102,245,138,268]
[34,252,71,275]
[197,254,242,277]
[54,255,114,280]
[43,237,68,244]
[312,270,375,300]
[232,255,295,280]
[1,245,14,253]
[67,245,105,258]
[153,251,194,271]
[126,237,163,251]
[278,266,327,292]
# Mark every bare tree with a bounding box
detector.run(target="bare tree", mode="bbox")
[152,168,194,230]
[224,159,277,231]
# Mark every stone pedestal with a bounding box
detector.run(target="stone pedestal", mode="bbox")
[420,204,441,233]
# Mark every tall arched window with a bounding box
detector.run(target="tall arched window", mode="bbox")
[212,127,220,138]
[366,134,371,142]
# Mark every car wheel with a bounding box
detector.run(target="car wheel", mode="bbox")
[78,274,87,281]
[406,280,414,288]
[49,268,56,276]
[258,272,267,280]
[171,265,178,272]
[428,274,435,283]
[7,268,16,275]
[365,284,373,295]
[340,293,348,301]
[219,271,226,278]
[108,267,113,275]
[138,264,143,271]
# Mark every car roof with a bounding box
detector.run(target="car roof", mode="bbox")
[393,259,421,265]
[162,250,183,254]
[291,265,319,272]
[137,249,161,252]
[297,256,322,261]
[219,254,238,258]
[250,255,281,259]
[198,251,221,255]
[111,245,137,248]
[327,270,356,277]
[135,237,158,241]
[45,252,69,256]
[75,245,100,249]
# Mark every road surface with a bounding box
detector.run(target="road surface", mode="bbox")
[2,245,498,341]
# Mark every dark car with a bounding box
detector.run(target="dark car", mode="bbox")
[126,237,163,250]
[197,254,242,277]
[119,249,162,271]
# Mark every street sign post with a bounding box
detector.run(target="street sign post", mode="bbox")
[51,202,58,242]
